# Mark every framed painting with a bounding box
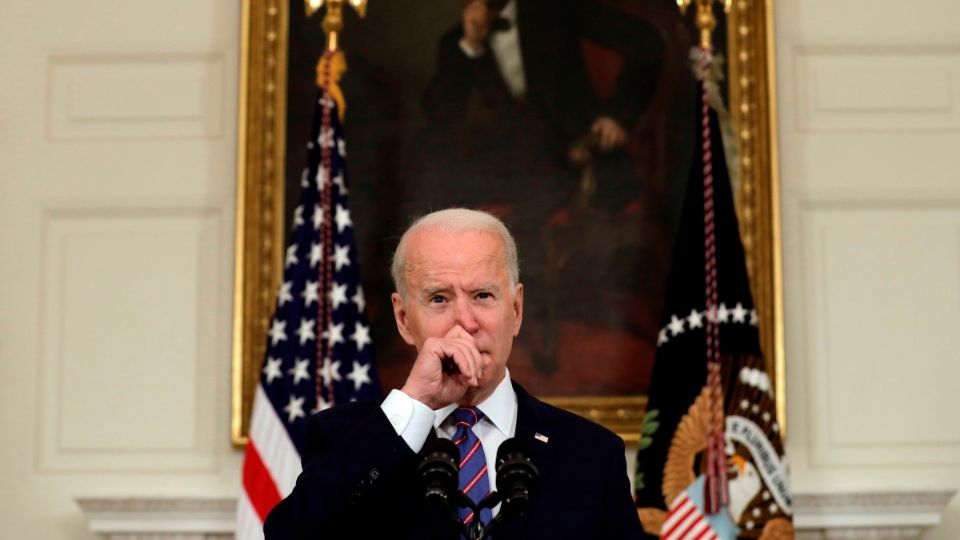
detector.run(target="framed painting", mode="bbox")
[232,0,782,445]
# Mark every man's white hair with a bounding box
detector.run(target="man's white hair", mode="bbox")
[391,208,519,298]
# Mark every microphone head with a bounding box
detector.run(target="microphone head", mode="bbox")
[495,437,539,515]
[418,438,459,505]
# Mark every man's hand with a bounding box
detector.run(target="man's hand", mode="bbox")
[591,116,628,152]
[401,325,484,410]
[462,0,492,53]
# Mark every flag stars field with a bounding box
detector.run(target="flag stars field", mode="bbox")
[333,244,351,271]
[329,282,348,308]
[313,204,324,229]
[668,315,685,336]
[325,322,344,346]
[283,395,306,423]
[717,303,730,323]
[346,361,372,391]
[333,173,347,195]
[285,245,298,268]
[656,302,759,347]
[262,357,282,383]
[320,358,342,385]
[334,204,352,232]
[302,280,320,307]
[687,309,703,328]
[293,205,304,228]
[278,281,293,306]
[350,322,371,351]
[288,358,311,385]
[352,286,365,312]
[269,320,287,345]
[732,302,747,322]
[296,318,316,345]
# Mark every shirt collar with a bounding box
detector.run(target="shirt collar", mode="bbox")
[500,0,517,24]
[433,368,517,436]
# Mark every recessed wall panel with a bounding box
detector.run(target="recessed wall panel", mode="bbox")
[38,208,221,471]
[803,202,960,467]
[796,49,960,132]
[48,54,224,140]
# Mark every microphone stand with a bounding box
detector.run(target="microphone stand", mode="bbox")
[451,491,504,540]
[437,490,506,540]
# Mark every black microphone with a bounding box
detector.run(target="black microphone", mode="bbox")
[495,437,539,516]
[418,437,460,507]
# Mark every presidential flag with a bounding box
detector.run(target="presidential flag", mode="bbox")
[634,69,793,540]
[236,62,381,539]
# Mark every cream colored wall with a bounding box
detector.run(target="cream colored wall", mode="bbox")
[775,0,960,538]
[0,1,243,538]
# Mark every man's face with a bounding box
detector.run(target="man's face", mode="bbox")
[391,228,523,397]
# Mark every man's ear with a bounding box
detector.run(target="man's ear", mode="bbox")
[391,292,416,345]
[512,283,523,337]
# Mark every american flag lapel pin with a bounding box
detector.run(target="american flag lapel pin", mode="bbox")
[534,433,549,444]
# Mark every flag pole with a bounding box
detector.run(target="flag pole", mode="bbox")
[678,0,731,516]
[304,0,368,52]
[303,0,367,408]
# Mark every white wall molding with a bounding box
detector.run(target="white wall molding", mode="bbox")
[76,497,235,540]
[77,491,957,539]
[794,490,956,539]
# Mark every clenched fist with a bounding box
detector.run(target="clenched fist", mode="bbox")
[401,325,487,410]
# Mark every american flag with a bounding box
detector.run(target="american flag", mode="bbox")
[236,87,381,539]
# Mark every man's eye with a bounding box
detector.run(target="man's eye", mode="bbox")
[476,292,493,300]
[429,296,446,304]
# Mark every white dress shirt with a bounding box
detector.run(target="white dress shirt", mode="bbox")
[458,0,527,98]
[380,369,518,505]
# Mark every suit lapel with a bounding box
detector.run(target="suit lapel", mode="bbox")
[493,382,558,537]
[512,381,556,477]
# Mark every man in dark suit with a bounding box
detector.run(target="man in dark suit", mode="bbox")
[264,208,642,538]
[415,0,654,210]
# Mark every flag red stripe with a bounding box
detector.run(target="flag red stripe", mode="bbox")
[242,441,283,522]
[686,518,711,540]
[662,500,697,539]
[661,496,693,533]
[691,523,715,540]
[668,514,703,540]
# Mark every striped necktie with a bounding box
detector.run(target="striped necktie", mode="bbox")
[451,407,492,528]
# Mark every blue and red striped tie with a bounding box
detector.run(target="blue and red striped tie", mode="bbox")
[451,406,492,528]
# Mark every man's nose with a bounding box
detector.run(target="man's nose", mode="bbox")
[453,300,481,333]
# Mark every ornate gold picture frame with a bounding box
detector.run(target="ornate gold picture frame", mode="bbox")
[231,0,781,445]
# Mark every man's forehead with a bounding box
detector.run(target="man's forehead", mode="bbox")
[405,228,506,260]
[406,251,505,280]
[403,229,508,277]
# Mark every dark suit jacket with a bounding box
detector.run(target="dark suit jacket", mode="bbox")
[421,0,657,137]
[264,381,642,539]
[423,0,594,139]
